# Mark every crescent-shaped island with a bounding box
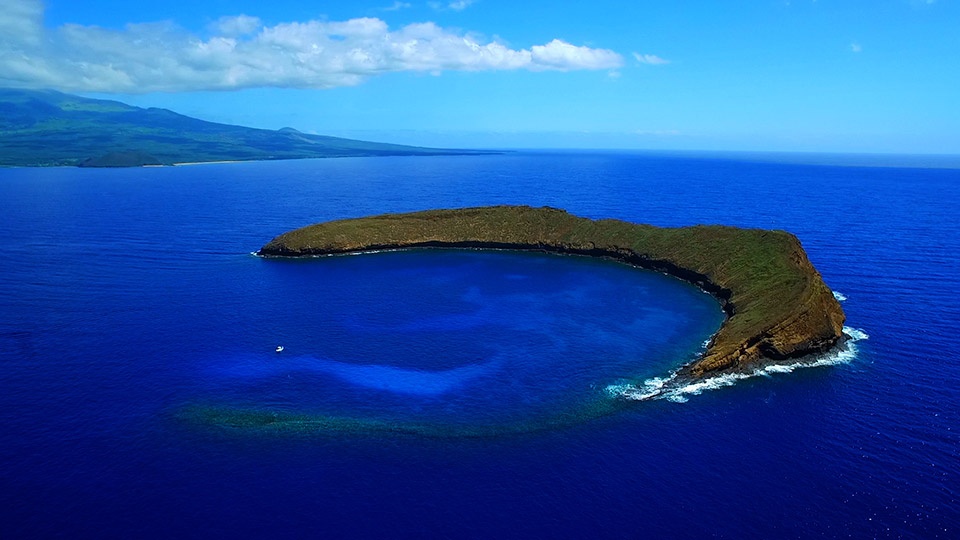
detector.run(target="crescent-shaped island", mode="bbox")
[259,205,846,380]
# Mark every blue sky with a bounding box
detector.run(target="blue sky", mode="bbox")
[2,0,958,152]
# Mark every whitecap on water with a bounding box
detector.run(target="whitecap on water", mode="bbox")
[606,325,869,403]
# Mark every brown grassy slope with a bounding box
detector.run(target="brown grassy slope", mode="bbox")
[259,205,846,377]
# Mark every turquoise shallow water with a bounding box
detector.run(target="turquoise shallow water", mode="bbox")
[1,152,958,538]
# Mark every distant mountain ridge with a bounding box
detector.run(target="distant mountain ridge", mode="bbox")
[0,88,488,167]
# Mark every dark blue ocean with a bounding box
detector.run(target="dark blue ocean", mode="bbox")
[1,152,958,538]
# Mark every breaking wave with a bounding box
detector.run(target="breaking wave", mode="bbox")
[606,326,869,403]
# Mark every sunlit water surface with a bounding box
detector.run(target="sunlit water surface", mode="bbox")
[1,152,958,538]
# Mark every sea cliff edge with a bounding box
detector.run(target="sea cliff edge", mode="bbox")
[258,205,846,378]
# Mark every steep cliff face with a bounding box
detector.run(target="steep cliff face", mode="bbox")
[688,275,845,375]
[259,205,846,377]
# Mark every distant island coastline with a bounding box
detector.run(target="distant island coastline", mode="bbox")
[259,205,847,381]
[0,88,497,167]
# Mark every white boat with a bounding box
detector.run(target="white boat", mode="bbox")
[275,345,284,353]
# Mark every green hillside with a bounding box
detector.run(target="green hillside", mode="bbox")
[0,88,489,167]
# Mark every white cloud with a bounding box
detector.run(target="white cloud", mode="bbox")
[383,1,412,11]
[530,39,623,71]
[0,0,44,47]
[632,52,670,65]
[210,15,262,37]
[0,0,622,93]
[850,42,862,53]
[448,0,477,11]
[429,0,477,11]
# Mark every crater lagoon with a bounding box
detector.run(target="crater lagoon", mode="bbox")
[188,248,723,436]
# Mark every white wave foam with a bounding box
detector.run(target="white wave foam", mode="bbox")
[832,290,847,302]
[605,377,670,401]
[844,327,869,341]
[606,326,869,403]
